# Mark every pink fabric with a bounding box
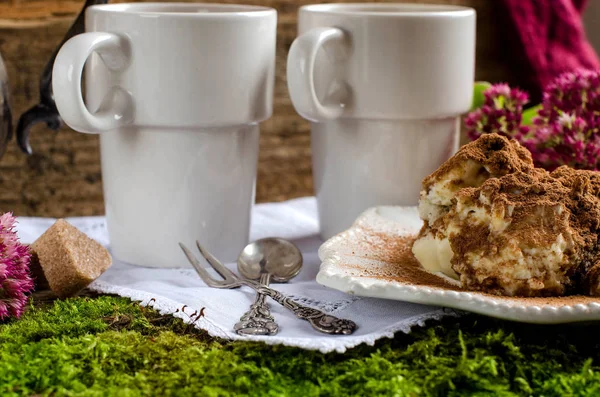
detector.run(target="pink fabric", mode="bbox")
[502,0,600,92]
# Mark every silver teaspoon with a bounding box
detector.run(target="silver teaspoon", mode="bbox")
[233,237,302,336]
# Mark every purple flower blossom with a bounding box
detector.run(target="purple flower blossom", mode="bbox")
[465,83,530,142]
[530,69,600,170]
[466,70,600,171]
[0,213,33,320]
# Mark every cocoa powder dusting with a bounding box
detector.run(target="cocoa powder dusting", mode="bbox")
[339,231,461,290]
[422,134,534,193]
[455,167,600,250]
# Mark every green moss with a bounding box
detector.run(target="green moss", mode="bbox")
[1,296,600,396]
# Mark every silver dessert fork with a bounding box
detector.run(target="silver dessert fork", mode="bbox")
[179,241,357,335]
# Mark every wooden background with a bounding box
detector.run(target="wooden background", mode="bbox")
[0,0,525,217]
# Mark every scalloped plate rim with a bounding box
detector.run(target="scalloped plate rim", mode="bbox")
[316,206,600,324]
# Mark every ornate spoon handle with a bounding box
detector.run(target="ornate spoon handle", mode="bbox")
[242,280,357,335]
[234,273,278,336]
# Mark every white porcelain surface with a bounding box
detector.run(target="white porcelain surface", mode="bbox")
[287,3,475,240]
[317,206,600,324]
[52,3,277,267]
[288,3,476,121]
[312,117,459,240]
[101,125,259,267]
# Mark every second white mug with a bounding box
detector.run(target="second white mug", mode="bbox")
[287,3,476,240]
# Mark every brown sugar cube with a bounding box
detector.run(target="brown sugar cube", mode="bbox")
[31,219,112,298]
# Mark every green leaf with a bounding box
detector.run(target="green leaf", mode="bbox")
[522,104,542,125]
[470,81,493,111]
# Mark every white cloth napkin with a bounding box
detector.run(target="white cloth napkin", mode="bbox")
[16,197,454,353]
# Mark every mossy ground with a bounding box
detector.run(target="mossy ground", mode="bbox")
[1,295,600,396]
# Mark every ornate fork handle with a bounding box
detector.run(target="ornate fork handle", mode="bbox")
[248,281,357,335]
[234,301,278,336]
[234,274,278,336]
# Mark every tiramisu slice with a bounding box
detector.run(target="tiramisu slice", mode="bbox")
[413,134,535,281]
[412,133,600,297]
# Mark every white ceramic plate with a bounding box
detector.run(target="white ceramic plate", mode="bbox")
[316,206,600,324]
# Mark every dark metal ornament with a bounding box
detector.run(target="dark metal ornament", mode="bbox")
[16,0,109,155]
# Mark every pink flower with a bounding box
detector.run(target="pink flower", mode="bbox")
[531,69,600,170]
[465,83,530,142]
[0,213,33,320]
[466,70,600,171]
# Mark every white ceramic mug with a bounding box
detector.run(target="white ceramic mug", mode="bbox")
[52,3,277,267]
[287,3,475,240]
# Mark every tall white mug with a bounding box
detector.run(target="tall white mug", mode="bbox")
[52,3,277,267]
[287,3,476,240]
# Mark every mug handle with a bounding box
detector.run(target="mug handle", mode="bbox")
[287,27,349,122]
[52,32,134,134]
